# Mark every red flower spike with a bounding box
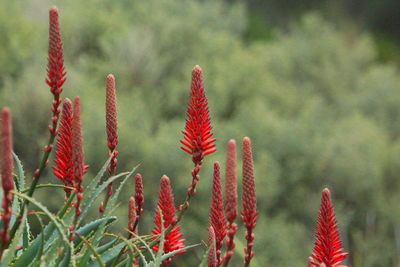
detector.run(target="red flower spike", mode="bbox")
[181,65,216,164]
[106,74,118,152]
[225,139,238,223]
[53,99,73,193]
[208,226,217,267]
[241,137,258,266]
[1,107,14,246]
[309,188,348,267]
[222,139,238,265]
[152,175,185,266]
[1,108,14,193]
[46,6,66,95]
[135,173,144,215]
[71,97,88,217]
[128,196,137,233]
[209,161,226,265]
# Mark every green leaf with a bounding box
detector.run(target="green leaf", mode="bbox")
[74,217,116,245]
[12,192,75,267]
[0,210,27,267]
[96,239,117,254]
[160,244,200,261]
[75,233,105,267]
[13,152,25,191]
[105,165,140,216]
[87,242,126,267]
[79,172,129,222]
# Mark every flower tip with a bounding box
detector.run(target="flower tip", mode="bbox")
[106,73,115,82]
[192,65,202,73]
[2,107,11,116]
[243,136,251,146]
[228,139,236,146]
[322,188,331,196]
[49,6,59,15]
[161,175,170,184]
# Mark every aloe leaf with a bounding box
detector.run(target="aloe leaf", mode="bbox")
[74,216,116,245]
[76,232,105,267]
[1,210,27,266]
[12,192,74,267]
[105,165,139,216]
[86,242,126,267]
[79,172,129,222]
[160,243,200,261]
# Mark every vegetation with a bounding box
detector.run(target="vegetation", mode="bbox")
[0,0,399,266]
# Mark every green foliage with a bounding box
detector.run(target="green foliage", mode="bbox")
[0,0,400,266]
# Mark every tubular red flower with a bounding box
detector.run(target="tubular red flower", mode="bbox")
[1,107,14,246]
[181,65,216,164]
[46,6,66,95]
[135,173,144,215]
[152,175,185,266]
[309,188,348,267]
[241,137,257,266]
[208,226,217,267]
[209,162,226,265]
[53,99,73,191]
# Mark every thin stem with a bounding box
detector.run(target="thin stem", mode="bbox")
[243,226,254,267]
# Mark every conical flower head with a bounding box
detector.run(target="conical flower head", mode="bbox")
[225,139,238,223]
[152,175,185,265]
[1,107,14,193]
[241,137,257,228]
[209,161,226,261]
[53,99,73,187]
[46,6,66,95]
[105,74,118,151]
[208,226,217,267]
[181,65,216,163]
[309,188,348,267]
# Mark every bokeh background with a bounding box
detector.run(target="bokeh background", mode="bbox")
[1,0,400,266]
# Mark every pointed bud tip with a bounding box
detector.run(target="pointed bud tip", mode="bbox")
[161,175,170,183]
[193,65,202,72]
[243,136,251,145]
[228,139,236,146]
[322,188,331,197]
[107,74,115,82]
[2,107,11,115]
[50,6,59,14]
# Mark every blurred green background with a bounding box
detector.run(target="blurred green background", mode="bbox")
[1,0,400,266]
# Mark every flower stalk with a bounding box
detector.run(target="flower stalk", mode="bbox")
[241,137,258,267]
[0,107,14,258]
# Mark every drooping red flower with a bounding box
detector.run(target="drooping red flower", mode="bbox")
[181,65,216,164]
[152,175,185,266]
[135,173,144,215]
[46,6,66,96]
[223,139,238,265]
[208,226,217,267]
[53,99,73,191]
[309,188,348,267]
[1,107,14,246]
[241,137,257,266]
[209,161,226,265]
